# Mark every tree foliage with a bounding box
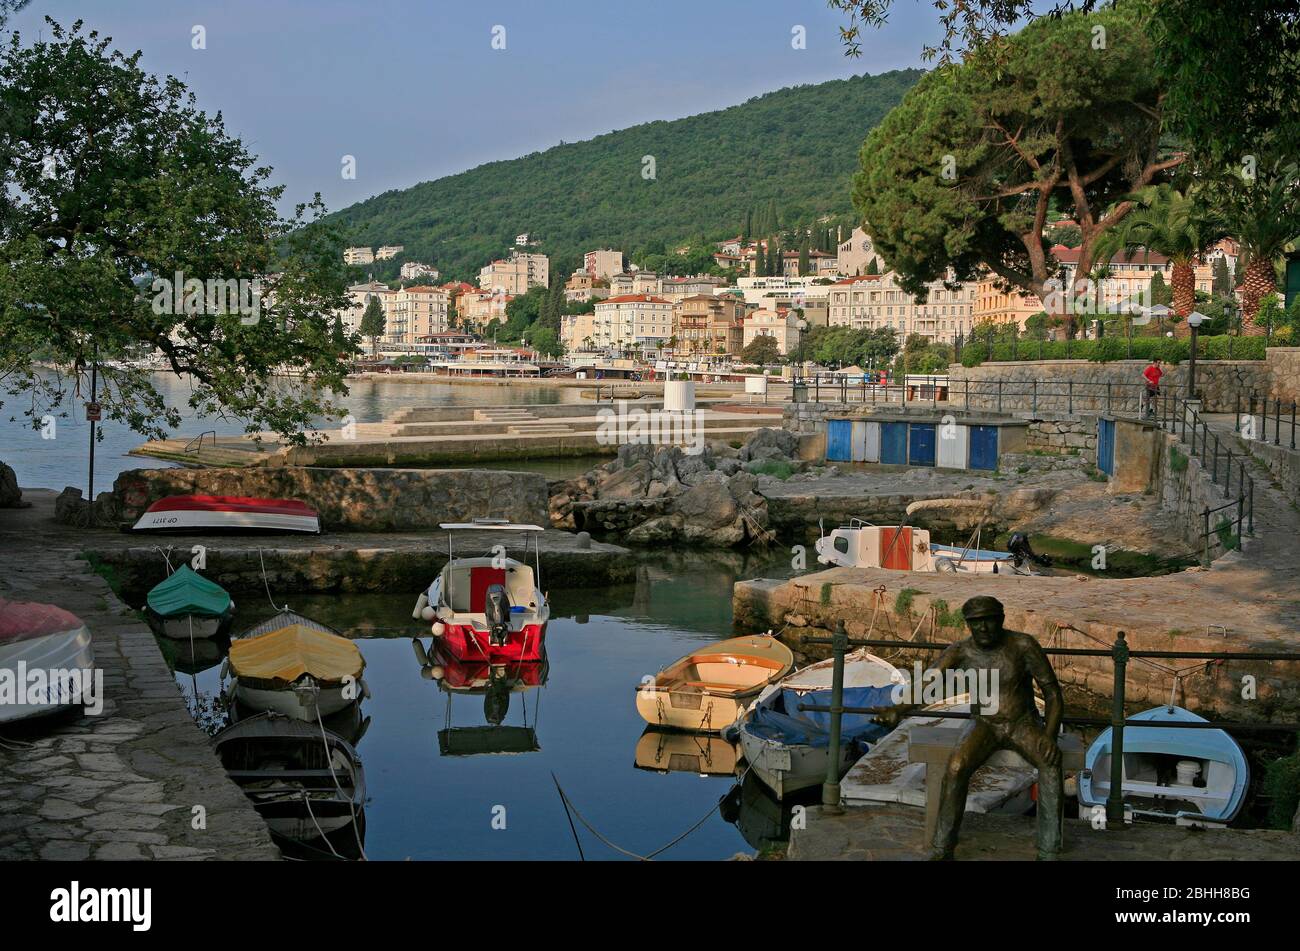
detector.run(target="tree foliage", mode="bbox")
[326,70,921,282]
[851,6,1179,335]
[0,19,355,442]
[740,335,782,365]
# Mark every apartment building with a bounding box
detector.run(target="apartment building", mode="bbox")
[376,245,405,261]
[590,294,675,352]
[400,261,439,281]
[457,288,511,329]
[394,285,449,339]
[780,249,838,278]
[658,275,730,303]
[827,272,975,343]
[583,249,624,281]
[674,294,744,356]
[344,246,375,266]
[479,251,549,295]
[972,274,1044,329]
[563,272,610,304]
[341,281,392,335]
[608,271,662,297]
[743,308,801,356]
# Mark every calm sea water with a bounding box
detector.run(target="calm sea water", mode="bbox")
[0,373,584,491]
[169,553,805,861]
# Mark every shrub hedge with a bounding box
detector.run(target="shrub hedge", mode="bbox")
[959,335,1269,367]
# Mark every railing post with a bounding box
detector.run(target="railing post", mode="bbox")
[1236,494,1245,548]
[1234,391,1241,432]
[1275,397,1282,446]
[1068,381,1073,415]
[1292,401,1297,450]
[1105,631,1129,829]
[1202,507,1211,567]
[822,620,848,814]
[1106,381,1111,414]
[1248,478,1254,535]
[1224,447,1233,498]
[1032,379,1038,414]
[997,380,1003,414]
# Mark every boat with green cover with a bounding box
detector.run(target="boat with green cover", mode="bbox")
[145,565,235,640]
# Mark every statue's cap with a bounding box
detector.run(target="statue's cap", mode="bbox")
[961,596,1004,620]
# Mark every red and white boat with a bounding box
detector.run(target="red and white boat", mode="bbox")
[0,599,96,724]
[412,521,549,664]
[131,495,321,534]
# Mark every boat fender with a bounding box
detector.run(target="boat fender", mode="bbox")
[935,557,958,572]
[430,665,443,680]
[412,593,429,620]
[421,605,437,622]
[412,638,429,666]
[219,658,229,681]
[431,621,446,637]
[361,678,371,701]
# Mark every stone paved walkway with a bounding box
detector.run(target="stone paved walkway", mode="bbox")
[0,501,279,861]
[788,804,1300,861]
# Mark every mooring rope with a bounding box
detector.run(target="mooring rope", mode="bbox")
[257,547,289,613]
[314,703,367,861]
[550,769,743,861]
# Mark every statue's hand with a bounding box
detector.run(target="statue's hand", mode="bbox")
[875,707,904,730]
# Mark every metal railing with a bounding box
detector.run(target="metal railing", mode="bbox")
[1155,394,1256,540]
[1237,392,1299,451]
[185,430,217,453]
[803,624,1300,826]
[781,376,1153,415]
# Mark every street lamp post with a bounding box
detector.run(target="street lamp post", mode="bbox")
[1186,310,1206,400]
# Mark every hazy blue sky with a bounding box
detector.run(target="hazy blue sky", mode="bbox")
[10,1,945,215]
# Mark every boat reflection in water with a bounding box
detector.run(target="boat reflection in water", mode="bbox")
[414,639,547,756]
[634,727,742,778]
[719,772,820,854]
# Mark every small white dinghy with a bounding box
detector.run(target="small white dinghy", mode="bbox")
[840,694,1043,815]
[815,517,1051,575]
[730,649,906,800]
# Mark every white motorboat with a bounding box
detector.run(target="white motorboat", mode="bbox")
[131,495,321,534]
[0,599,96,724]
[815,518,1050,574]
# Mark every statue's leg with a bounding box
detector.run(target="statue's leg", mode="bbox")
[932,719,997,860]
[1006,721,1064,859]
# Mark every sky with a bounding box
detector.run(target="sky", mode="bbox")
[9,1,948,216]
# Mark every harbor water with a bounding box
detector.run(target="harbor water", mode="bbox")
[168,552,805,860]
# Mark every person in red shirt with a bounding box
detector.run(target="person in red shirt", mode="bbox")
[1142,360,1163,415]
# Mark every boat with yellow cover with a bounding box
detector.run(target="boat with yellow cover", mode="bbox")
[222,611,367,721]
[636,633,794,733]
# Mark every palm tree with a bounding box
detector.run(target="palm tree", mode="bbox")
[1093,184,1222,328]
[1209,160,1300,335]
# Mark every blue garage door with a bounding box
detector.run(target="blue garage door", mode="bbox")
[908,424,937,466]
[880,423,908,465]
[826,419,853,462]
[968,426,999,471]
[1097,418,1115,476]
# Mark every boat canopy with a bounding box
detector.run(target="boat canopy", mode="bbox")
[146,565,232,619]
[229,624,364,687]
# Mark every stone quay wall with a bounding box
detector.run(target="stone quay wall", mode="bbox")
[60,467,550,532]
[1025,415,1098,461]
[948,360,1271,414]
[1265,348,1300,403]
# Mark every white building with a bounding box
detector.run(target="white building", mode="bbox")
[344,246,375,266]
[732,275,832,308]
[400,261,439,281]
[826,271,974,343]
[591,294,674,353]
[375,245,405,261]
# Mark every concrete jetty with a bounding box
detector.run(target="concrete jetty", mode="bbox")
[130,400,783,468]
[788,803,1300,861]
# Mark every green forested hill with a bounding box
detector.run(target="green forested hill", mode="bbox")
[328,69,922,281]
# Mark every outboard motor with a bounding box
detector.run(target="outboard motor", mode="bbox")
[484,583,512,647]
[1007,532,1053,570]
